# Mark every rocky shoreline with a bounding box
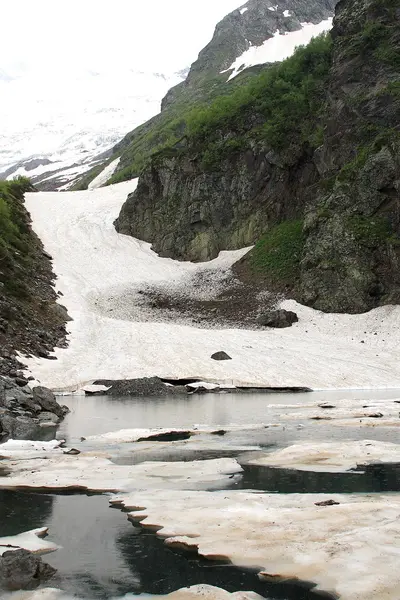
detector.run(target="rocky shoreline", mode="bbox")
[0,377,69,441]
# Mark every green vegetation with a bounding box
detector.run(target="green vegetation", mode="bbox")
[249,220,304,284]
[185,33,332,167]
[338,128,400,182]
[0,177,34,297]
[347,20,399,68]
[347,215,393,247]
[104,68,264,186]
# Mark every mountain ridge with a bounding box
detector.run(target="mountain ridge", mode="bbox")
[115,0,400,314]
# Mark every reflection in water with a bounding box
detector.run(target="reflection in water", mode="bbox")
[0,490,53,536]
[239,463,400,493]
[56,389,400,446]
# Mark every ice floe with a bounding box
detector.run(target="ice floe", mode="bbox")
[247,440,400,472]
[0,528,59,556]
[2,585,266,600]
[0,453,242,493]
[113,489,400,600]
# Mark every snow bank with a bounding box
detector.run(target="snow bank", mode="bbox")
[0,454,242,493]
[3,585,266,600]
[88,158,121,189]
[0,440,65,459]
[0,528,59,556]
[114,490,400,600]
[23,182,400,390]
[248,440,400,472]
[224,18,332,80]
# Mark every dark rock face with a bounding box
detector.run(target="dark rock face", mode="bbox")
[299,0,400,312]
[93,377,188,397]
[211,352,232,361]
[0,182,69,379]
[0,549,57,591]
[115,148,315,262]
[0,377,69,441]
[257,310,299,328]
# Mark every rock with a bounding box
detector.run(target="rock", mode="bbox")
[315,500,340,507]
[32,386,69,418]
[93,377,188,397]
[63,448,81,455]
[211,351,232,361]
[37,412,60,424]
[137,431,192,442]
[0,413,39,440]
[257,310,298,329]
[0,549,57,591]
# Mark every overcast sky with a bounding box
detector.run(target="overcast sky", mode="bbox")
[1,0,244,77]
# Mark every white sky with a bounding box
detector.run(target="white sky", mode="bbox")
[0,0,245,77]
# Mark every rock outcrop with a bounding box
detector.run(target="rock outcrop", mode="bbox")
[257,309,299,328]
[299,0,400,312]
[0,549,57,591]
[0,377,69,441]
[93,377,187,396]
[116,0,400,314]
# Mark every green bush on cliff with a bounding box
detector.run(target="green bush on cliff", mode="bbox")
[249,220,304,283]
[0,177,34,295]
[186,33,333,157]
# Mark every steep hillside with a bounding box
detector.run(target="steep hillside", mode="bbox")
[0,178,67,377]
[115,0,400,314]
[74,0,336,188]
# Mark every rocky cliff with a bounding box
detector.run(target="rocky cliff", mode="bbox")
[116,0,400,313]
[0,178,68,378]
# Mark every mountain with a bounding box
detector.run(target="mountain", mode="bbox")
[115,0,400,314]
[73,0,336,188]
[0,69,183,190]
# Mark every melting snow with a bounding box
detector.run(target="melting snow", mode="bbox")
[248,440,400,472]
[115,490,400,600]
[21,182,400,390]
[0,452,242,493]
[88,157,121,189]
[0,528,59,556]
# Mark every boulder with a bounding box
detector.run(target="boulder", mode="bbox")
[257,310,298,329]
[211,352,232,361]
[0,549,57,591]
[0,413,39,440]
[32,387,69,418]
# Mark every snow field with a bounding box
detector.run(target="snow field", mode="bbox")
[23,181,400,390]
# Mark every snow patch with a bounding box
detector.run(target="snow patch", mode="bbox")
[225,18,333,80]
[0,528,59,556]
[88,157,121,189]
